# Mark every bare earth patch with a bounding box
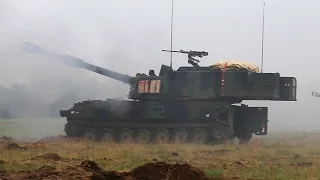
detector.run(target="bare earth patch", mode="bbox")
[0,160,210,180]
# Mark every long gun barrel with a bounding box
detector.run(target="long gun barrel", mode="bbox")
[22,42,134,84]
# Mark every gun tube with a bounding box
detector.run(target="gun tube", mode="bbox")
[23,42,134,84]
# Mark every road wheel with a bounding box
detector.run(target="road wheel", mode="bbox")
[136,129,152,144]
[155,128,170,143]
[84,129,96,141]
[212,126,228,140]
[119,128,133,143]
[191,128,207,144]
[100,128,115,143]
[172,128,189,144]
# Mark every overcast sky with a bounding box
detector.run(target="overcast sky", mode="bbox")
[1,0,320,131]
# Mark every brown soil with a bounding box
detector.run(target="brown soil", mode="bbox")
[127,161,209,180]
[0,160,212,180]
[0,142,26,150]
[31,153,62,161]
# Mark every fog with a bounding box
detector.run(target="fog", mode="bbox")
[0,0,320,134]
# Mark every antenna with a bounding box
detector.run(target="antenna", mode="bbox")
[170,0,174,68]
[261,1,266,73]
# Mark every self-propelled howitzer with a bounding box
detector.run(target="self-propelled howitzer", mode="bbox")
[22,42,297,145]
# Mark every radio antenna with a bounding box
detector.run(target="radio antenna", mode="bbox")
[170,0,174,68]
[261,1,266,73]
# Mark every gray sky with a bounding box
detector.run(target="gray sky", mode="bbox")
[1,0,320,131]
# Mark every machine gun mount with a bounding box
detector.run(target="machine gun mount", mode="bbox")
[162,49,208,67]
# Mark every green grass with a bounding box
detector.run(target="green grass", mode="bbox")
[0,118,65,139]
[1,119,320,179]
[1,138,320,179]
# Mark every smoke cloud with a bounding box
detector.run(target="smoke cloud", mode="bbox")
[1,0,320,135]
[0,1,140,119]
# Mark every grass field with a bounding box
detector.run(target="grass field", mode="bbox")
[0,119,320,180]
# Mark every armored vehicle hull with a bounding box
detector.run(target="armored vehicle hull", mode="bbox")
[60,99,267,144]
[22,42,297,144]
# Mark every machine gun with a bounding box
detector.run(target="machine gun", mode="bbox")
[162,49,208,67]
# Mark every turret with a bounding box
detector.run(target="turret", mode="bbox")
[22,42,135,84]
[22,42,297,102]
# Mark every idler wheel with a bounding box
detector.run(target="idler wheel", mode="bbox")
[119,128,133,143]
[136,129,152,143]
[64,121,81,137]
[191,128,207,144]
[155,128,170,143]
[172,128,189,144]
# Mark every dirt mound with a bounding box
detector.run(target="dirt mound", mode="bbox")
[84,161,210,180]
[77,160,127,179]
[0,165,59,180]
[78,160,103,171]
[0,160,211,180]
[127,161,209,180]
[23,165,58,179]
[31,153,62,161]
[0,142,26,150]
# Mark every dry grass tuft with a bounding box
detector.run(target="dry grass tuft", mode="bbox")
[0,133,320,179]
